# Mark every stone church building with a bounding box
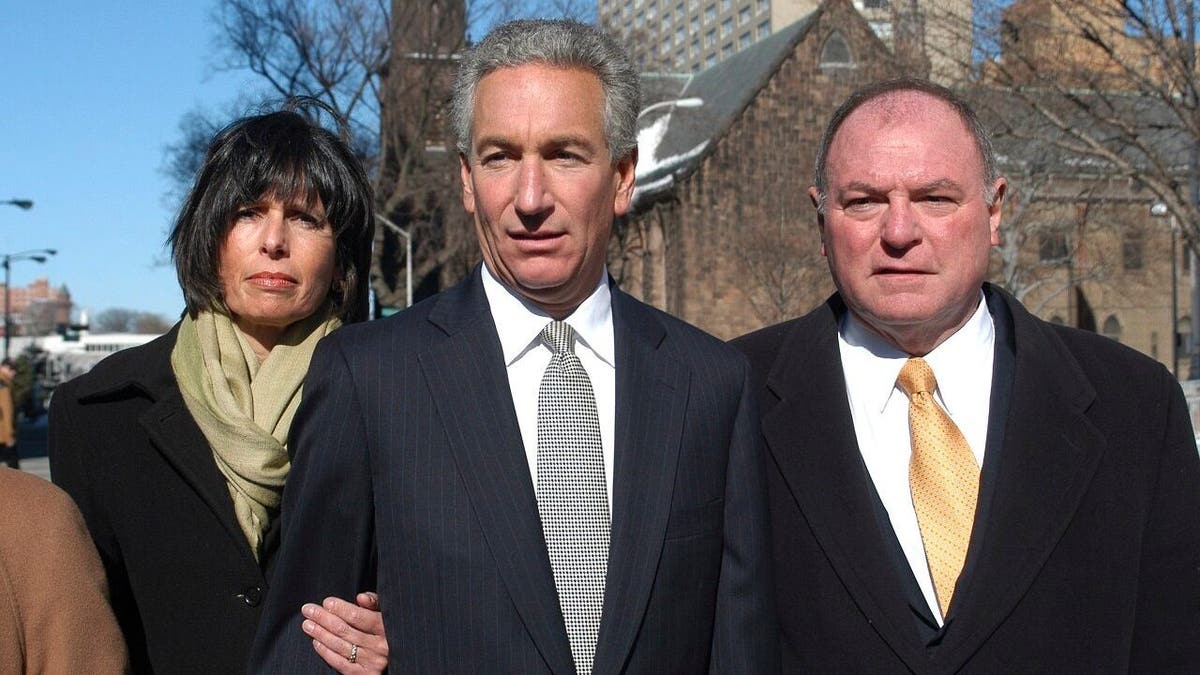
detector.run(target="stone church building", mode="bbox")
[614,0,1187,377]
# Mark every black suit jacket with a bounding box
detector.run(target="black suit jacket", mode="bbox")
[732,285,1200,673]
[50,328,276,674]
[251,269,778,673]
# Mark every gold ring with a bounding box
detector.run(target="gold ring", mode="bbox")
[349,643,358,664]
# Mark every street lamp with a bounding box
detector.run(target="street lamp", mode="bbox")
[637,97,703,120]
[3,199,34,210]
[3,249,57,360]
[1151,202,1181,377]
[374,214,413,310]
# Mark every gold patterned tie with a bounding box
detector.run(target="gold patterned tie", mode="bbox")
[897,357,980,619]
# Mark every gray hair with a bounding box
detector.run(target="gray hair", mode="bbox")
[450,19,640,162]
[813,77,1000,213]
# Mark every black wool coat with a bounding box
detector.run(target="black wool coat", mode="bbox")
[732,285,1200,673]
[50,327,277,674]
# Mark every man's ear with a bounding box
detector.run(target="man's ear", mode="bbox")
[810,186,828,257]
[988,177,1007,247]
[460,152,476,214]
[613,148,638,216]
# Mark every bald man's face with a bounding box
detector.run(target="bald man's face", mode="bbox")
[813,92,1005,355]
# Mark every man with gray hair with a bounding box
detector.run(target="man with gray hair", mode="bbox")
[252,19,777,673]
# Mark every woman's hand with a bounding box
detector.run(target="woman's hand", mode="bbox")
[302,591,389,673]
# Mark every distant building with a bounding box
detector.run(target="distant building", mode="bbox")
[0,277,71,337]
[619,0,1190,382]
[7,325,160,402]
[617,0,909,338]
[599,0,971,83]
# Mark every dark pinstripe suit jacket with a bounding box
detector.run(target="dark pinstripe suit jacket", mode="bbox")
[250,268,778,674]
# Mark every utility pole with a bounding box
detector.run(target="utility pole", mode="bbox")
[1188,0,1200,379]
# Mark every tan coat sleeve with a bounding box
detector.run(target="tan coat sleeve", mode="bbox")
[0,387,13,446]
[0,469,128,675]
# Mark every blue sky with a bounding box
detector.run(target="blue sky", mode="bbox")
[1,1,578,322]
[2,2,260,321]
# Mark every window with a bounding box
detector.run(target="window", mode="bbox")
[677,26,686,44]
[739,6,752,24]
[692,16,701,34]
[705,4,716,22]
[1123,230,1144,270]
[706,53,717,67]
[635,11,645,28]
[691,38,700,56]
[1102,315,1123,342]
[689,0,699,10]
[722,42,734,58]
[864,0,889,8]
[722,18,733,37]
[1038,233,1068,261]
[758,20,771,38]
[819,32,854,67]
[758,0,769,12]
[705,28,717,46]
[721,0,732,9]
[739,32,752,49]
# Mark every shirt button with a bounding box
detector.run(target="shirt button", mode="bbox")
[238,585,264,607]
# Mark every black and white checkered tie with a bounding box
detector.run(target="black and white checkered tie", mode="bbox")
[536,320,609,675]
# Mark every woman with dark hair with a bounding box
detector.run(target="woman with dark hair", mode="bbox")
[49,101,387,674]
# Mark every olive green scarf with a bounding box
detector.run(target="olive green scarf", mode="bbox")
[170,308,340,560]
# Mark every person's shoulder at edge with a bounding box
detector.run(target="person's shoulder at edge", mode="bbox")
[994,285,1176,387]
[615,289,751,376]
[0,469,129,674]
[729,298,833,369]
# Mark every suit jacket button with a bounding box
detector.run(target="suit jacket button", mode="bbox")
[238,586,264,607]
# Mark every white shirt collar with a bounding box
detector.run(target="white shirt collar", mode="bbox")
[839,292,994,414]
[480,263,615,367]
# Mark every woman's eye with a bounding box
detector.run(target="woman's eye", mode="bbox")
[293,213,326,229]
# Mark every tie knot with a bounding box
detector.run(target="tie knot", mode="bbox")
[540,321,577,355]
[897,357,938,397]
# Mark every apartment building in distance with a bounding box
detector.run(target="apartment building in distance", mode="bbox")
[598,0,973,82]
[0,277,71,338]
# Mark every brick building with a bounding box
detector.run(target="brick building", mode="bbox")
[995,0,1182,90]
[598,0,971,83]
[0,277,71,337]
[616,0,1189,378]
[615,0,914,339]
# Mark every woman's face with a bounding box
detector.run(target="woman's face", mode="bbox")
[218,193,338,347]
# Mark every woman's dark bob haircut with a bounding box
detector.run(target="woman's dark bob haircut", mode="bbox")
[170,98,374,323]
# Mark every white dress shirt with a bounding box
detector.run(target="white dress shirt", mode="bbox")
[838,294,995,625]
[481,265,616,509]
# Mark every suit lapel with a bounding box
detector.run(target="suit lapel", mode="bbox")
[592,291,689,675]
[418,272,575,675]
[937,290,1104,671]
[760,300,930,672]
[139,387,260,567]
